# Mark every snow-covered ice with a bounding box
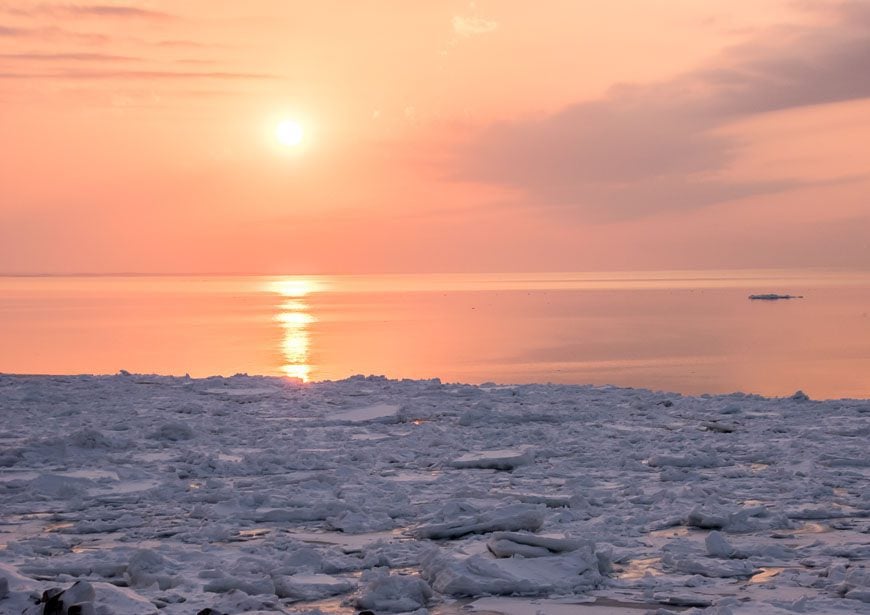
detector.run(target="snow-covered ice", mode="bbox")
[329,403,401,424]
[0,373,868,614]
[450,449,533,471]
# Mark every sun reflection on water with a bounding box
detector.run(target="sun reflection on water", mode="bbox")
[268,278,323,382]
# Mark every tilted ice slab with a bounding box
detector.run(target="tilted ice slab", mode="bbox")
[329,402,401,423]
[486,532,587,558]
[273,573,356,601]
[354,569,433,613]
[201,386,281,402]
[411,504,545,540]
[490,491,579,507]
[421,543,604,597]
[450,448,533,470]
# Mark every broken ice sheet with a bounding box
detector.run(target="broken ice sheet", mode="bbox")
[1,373,869,614]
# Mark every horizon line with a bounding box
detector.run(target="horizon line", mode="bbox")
[0,266,867,278]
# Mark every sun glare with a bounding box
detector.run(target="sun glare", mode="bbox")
[276,120,304,147]
[266,277,324,382]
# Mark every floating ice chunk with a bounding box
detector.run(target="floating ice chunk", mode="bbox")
[411,504,545,540]
[68,513,145,534]
[846,588,870,603]
[326,510,396,534]
[839,567,870,603]
[648,453,722,468]
[202,386,278,399]
[93,582,158,614]
[651,591,714,607]
[451,448,533,470]
[200,589,281,615]
[486,540,549,559]
[148,421,193,441]
[69,428,112,449]
[127,549,177,590]
[203,576,275,596]
[748,294,803,300]
[486,532,585,558]
[820,455,870,467]
[491,491,578,507]
[40,580,96,614]
[684,506,776,532]
[742,543,794,560]
[28,473,94,498]
[662,553,755,578]
[705,531,738,558]
[354,570,432,612]
[702,421,735,433]
[273,573,355,601]
[173,401,205,414]
[251,500,347,523]
[787,505,850,520]
[458,404,560,426]
[331,403,401,423]
[277,546,325,572]
[422,545,602,596]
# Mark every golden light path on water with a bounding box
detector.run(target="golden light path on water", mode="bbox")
[268,278,324,382]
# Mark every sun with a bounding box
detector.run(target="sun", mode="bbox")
[275,120,304,147]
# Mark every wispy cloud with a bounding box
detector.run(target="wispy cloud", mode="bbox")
[0,23,111,43]
[0,69,276,80]
[1,3,173,20]
[452,15,497,37]
[0,51,138,62]
[455,3,870,220]
[0,24,26,36]
[173,58,217,66]
[64,4,171,19]
[156,39,210,49]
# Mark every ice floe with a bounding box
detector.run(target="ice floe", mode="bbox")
[0,373,868,614]
[450,449,533,471]
[748,294,804,300]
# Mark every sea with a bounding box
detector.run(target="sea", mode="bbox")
[1,269,869,399]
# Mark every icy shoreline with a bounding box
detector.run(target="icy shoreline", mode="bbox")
[0,373,868,614]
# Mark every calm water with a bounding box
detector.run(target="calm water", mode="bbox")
[1,270,869,399]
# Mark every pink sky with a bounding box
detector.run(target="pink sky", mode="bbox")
[1,1,869,274]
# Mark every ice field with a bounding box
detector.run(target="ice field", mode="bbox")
[0,374,868,614]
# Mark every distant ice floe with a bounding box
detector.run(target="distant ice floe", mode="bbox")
[0,373,869,614]
[748,293,804,300]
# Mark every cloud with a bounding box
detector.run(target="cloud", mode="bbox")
[0,69,275,80]
[0,52,138,62]
[0,23,110,43]
[156,39,210,48]
[0,24,26,36]
[1,4,173,20]
[455,3,870,220]
[60,5,172,19]
[452,15,497,37]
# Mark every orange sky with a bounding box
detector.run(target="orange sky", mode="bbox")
[1,1,869,274]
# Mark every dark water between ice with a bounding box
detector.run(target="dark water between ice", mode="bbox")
[1,270,869,398]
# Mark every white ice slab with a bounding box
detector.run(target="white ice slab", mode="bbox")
[451,449,533,470]
[330,403,400,423]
